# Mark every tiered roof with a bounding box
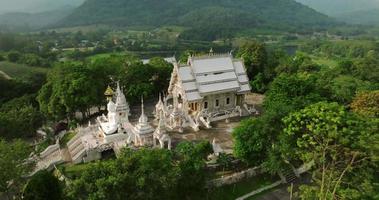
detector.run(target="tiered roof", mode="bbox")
[176,54,251,102]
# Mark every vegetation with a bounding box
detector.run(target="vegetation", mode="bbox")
[23,170,63,200]
[0,3,378,198]
[232,37,379,199]
[66,147,208,200]
[0,95,44,139]
[0,139,34,198]
[282,102,378,199]
[58,0,334,40]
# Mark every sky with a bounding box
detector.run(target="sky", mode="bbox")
[0,0,85,14]
[295,0,379,15]
[1,0,379,15]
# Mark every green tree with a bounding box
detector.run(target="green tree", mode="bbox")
[23,171,63,200]
[121,62,155,103]
[330,75,370,104]
[0,139,34,199]
[148,57,173,93]
[0,95,44,139]
[237,41,268,81]
[281,102,378,200]
[37,62,98,120]
[233,118,269,165]
[67,148,208,200]
[7,51,21,63]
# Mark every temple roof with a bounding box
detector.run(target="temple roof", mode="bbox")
[175,54,251,102]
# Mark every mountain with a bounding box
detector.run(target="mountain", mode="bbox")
[0,0,85,14]
[336,9,379,25]
[56,0,335,39]
[0,6,75,30]
[295,0,379,16]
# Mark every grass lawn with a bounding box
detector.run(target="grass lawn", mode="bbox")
[203,174,278,200]
[0,61,49,80]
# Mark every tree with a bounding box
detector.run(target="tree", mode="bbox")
[350,90,379,117]
[121,62,155,103]
[237,41,268,81]
[353,51,379,82]
[281,102,378,200]
[233,118,269,165]
[7,51,21,63]
[23,171,63,200]
[67,148,208,200]
[148,57,173,93]
[37,62,98,120]
[0,95,44,139]
[0,139,34,199]
[330,75,370,104]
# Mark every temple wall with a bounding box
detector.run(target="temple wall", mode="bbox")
[201,92,237,112]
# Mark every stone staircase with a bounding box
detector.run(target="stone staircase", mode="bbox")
[67,134,87,164]
[281,164,298,183]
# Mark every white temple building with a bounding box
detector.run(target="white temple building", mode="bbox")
[155,53,254,132]
[34,53,255,168]
[64,83,172,164]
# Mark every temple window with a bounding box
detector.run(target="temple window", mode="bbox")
[204,101,208,109]
[226,97,230,105]
[215,99,219,107]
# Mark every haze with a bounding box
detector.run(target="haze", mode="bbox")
[296,0,379,15]
[0,0,84,14]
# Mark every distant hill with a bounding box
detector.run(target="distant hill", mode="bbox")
[56,0,335,40]
[336,9,379,25]
[295,0,379,16]
[0,6,75,30]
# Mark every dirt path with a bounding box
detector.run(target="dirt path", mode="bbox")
[0,70,11,79]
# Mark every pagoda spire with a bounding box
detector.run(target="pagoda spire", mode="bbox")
[138,96,148,124]
[141,96,144,115]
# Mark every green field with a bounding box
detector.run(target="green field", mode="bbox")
[0,61,49,80]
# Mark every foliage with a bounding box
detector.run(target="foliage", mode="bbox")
[217,153,234,171]
[175,140,213,160]
[66,148,207,200]
[0,139,34,198]
[37,62,99,120]
[23,170,63,200]
[58,0,334,40]
[233,118,269,166]
[148,57,173,93]
[329,75,371,104]
[350,90,379,117]
[7,51,21,62]
[237,41,268,82]
[0,95,44,139]
[281,102,379,200]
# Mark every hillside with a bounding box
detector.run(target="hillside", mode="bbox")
[56,0,335,40]
[295,0,379,16]
[336,9,379,25]
[0,6,75,30]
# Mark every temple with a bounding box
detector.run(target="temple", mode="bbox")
[155,53,255,132]
[35,53,255,168]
